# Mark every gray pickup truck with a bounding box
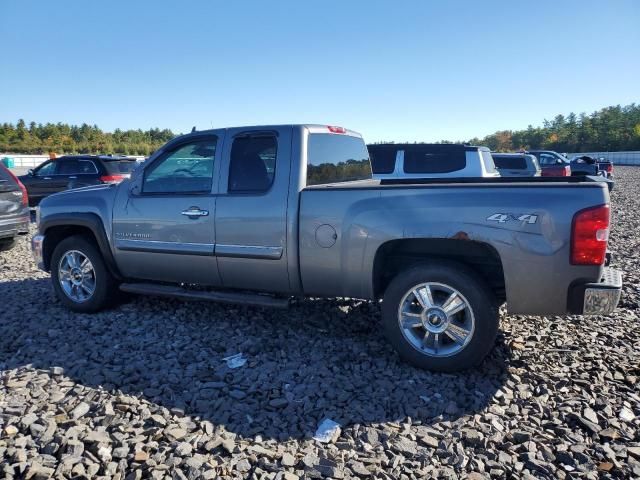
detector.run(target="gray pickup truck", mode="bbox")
[32,124,622,371]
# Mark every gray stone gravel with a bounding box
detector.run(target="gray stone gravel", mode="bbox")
[1,167,639,479]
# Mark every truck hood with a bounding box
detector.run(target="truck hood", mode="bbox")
[39,181,121,217]
[49,183,115,197]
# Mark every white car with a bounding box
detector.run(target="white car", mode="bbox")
[368,143,500,180]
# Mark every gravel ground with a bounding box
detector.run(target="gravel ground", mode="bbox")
[1,168,639,479]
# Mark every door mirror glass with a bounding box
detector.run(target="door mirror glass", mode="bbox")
[129,176,142,195]
[28,169,34,176]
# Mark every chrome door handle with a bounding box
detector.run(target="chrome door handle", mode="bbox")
[68,176,77,179]
[43,177,52,180]
[181,207,209,217]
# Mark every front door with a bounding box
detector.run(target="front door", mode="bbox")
[215,127,292,293]
[112,134,222,286]
[22,160,65,205]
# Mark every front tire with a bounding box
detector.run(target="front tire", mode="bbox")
[381,262,499,372]
[51,235,117,313]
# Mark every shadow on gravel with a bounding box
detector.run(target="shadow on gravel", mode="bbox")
[0,277,511,441]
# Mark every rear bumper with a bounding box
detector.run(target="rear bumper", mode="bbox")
[568,267,622,315]
[0,212,30,240]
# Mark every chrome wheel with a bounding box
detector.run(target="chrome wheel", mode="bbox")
[58,250,96,303]
[397,282,475,357]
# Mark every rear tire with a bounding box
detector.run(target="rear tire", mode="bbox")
[0,238,17,252]
[381,261,499,372]
[51,235,118,313]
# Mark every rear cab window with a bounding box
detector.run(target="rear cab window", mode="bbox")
[306,130,371,186]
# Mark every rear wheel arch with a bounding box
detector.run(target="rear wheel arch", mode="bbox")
[372,238,506,304]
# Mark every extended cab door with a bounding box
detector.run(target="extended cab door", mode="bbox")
[215,126,292,293]
[111,134,222,285]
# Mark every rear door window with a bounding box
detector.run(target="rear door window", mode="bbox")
[228,135,277,193]
[493,155,527,170]
[78,160,98,174]
[307,134,371,185]
[56,159,97,175]
[56,159,95,175]
[403,145,466,174]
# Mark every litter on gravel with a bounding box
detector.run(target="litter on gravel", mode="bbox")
[222,353,247,369]
[313,418,341,443]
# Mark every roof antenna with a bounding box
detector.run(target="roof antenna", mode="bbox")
[191,126,196,133]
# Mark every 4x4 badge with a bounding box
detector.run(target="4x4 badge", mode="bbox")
[487,213,538,224]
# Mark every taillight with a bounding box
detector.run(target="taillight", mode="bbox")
[571,204,610,265]
[563,165,571,176]
[327,125,346,134]
[606,164,613,173]
[2,165,28,206]
[100,175,124,183]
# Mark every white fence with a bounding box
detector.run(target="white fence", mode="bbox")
[1,154,51,167]
[566,151,640,166]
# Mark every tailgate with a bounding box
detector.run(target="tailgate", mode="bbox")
[0,174,22,216]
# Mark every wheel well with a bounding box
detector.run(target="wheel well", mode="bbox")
[42,226,98,271]
[373,238,506,303]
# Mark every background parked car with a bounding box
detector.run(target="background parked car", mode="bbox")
[368,143,499,179]
[0,162,29,252]
[526,150,572,177]
[19,155,138,206]
[492,153,541,177]
[528,150,607,177]
[596,157,614,179]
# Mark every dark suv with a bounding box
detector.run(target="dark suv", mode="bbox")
[19,155,138,206]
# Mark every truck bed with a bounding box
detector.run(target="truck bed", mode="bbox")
[305,175,610,189]
[299,177,609,315]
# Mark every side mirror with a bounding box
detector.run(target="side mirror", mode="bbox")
[28,169,34,176]
[129,176,142,195]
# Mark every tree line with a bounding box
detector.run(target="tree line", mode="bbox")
[2,103,640,155]
[376,103,640,153]
[468,103,640,153]
[0,121,175,156]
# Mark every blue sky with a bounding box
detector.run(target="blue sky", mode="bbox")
[2,0,638,142]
